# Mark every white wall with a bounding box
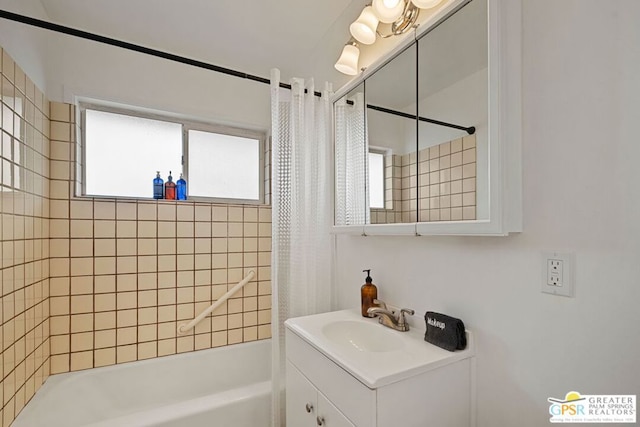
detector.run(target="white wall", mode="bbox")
[417,68,487,149]
[335,1,640,426]
[0,0,49,89]
[368,109,413,155]
[44,32,271,131]
[0,3,271,131]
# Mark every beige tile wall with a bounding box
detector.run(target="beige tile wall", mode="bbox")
[418,134,477,222]
[0,48,51,426]
[48,102,272,374]
[0,45,273,426]
[402,152,419,222]
[371,135,477,224]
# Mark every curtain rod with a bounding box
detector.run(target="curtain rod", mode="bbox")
[367,104,475,135]
[0,9,324,97]
[0,9,475,135]
[345,100,475,135]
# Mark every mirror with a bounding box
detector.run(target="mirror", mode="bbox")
[366,44,417,224]
[333,0,508,234]
[417,0,487,222]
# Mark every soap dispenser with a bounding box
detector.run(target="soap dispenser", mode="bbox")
[176,174,187,200]
[164,171,176,200]
[361,269,378,317]
[153,171,164,199]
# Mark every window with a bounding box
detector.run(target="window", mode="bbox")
[187,129,260,200]
[82,104,265,203]
[368,151,385,209]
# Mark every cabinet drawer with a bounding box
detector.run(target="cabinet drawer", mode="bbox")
[286,329,376,427]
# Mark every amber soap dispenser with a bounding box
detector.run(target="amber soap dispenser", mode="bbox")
[361,269,378,317]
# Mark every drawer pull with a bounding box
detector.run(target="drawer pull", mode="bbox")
[305,403,314,413]
[316,416,325,426]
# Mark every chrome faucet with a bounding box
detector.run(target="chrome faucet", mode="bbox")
[367,299,415,332]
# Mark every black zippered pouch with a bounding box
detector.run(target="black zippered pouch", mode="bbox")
[424,312,466,352]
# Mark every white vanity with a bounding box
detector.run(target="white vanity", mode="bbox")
[285,309,475,426]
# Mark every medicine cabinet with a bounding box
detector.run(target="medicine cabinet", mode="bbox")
[333,0,522,236]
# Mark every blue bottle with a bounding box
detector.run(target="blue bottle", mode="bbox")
[176,173,187,200]
[153,171,164,199]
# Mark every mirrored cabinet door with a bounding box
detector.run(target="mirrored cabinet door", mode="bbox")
[417,0,488,223]
[365,44,417,225]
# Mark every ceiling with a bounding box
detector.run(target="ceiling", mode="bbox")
[36,0,359,84]
[3,0,487,101]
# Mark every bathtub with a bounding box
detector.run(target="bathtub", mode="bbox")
[14,340,272,427]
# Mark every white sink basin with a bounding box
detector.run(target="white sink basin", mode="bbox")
[285,309,474,388]
[322,320,405,353]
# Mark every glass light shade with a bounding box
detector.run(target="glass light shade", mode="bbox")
[334,44,360,75]
[411,0,442,9]
[372,0,405,23]
[349,6,379,45]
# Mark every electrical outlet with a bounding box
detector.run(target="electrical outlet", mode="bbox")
[542,252,575,297]
[547,259,563,286]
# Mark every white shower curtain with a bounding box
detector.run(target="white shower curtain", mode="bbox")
[270,69,334,427]
[334,91,370,225]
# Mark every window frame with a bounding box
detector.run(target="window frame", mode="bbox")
[79,102,266,204]
[183,122,265,204]
[368,146,390,210]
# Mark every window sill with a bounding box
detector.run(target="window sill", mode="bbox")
[75,194,270,207]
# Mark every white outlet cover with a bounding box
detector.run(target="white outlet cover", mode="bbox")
[541,251,575,297]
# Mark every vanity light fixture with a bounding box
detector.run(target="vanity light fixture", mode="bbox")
[335,0,445,75]
[334,41,361,75]
[372,0,405,23]
[350,6,379,45]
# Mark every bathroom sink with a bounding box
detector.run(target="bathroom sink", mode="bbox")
[285,309,474,388]
[322,320,404,353]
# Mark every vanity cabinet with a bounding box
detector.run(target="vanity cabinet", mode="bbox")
[285,319,475,427]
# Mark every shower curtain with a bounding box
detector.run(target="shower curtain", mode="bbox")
[334,91,369,225]
[270,69,334,427]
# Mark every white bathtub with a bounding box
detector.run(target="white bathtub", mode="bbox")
[14,340,272,427]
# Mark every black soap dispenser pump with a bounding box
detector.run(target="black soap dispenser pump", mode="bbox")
[361,269,378,317]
